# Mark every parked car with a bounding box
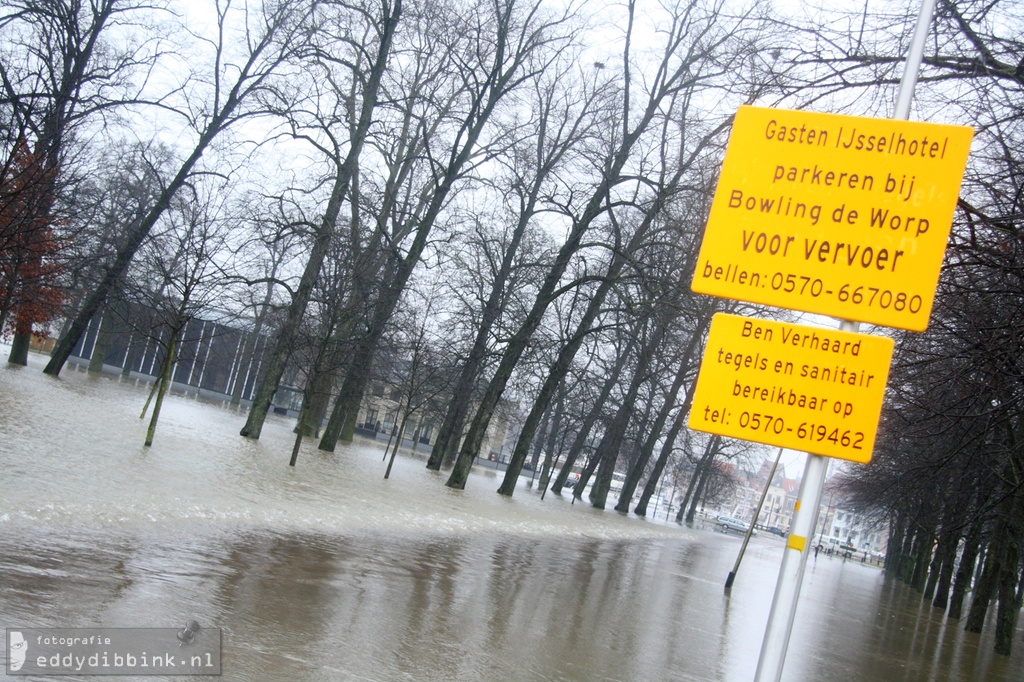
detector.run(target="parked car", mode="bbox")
[717,516,757,535]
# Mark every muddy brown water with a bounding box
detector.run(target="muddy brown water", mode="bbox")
[1,353,1021,681]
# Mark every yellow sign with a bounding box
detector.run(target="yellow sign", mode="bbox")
[688,313,894,463]
[692,106,973,331]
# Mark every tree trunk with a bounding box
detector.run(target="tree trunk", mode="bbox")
[966,454,1021,639]
[911,528,934,592]
[588,375,646,509]
[632,311,718,517]
[296,367,336,438]
[385,402,415,480]
[676,436,720,523]
[241,2,402,439]
[538,387,567,495]
[144,330,178,447]
[897,523,918,584]
[120,330,135,377]
[88,309,116,372]
[685,464,712,524]
[573,451,600,502]
[8,331,31,365]
[496,321,597,496]
[965,539,999,633]
[993,491,1023,655]
[619,318,707,514]
[549,334,639,496]
[530,407,553,468]
[231,271,278,405]
[948,511,984,620]
[589,323,663,509]
[931,524,960,611]
[675,466,700,524]
[1016,564,1024,608]
[885,513,907,575]
[923,531,944,600]
[633,388,694,517]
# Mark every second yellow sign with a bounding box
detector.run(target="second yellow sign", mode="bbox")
[688,313,894,463]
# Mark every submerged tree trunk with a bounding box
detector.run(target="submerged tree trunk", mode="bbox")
[8,331,31,365]
[588,386,639,510]
[896,523,918,585]
[549,333,639,496]
[911,528,935,592]
[676,436,720,523]
[684,464,712,524]
[930,526,959,611]
[573,451,600,502]
[88,309,112,372]
[242,2,402,440]
[631,307,714,517]
[385,397,416,480]
[633,386,694,517]
[993,491,1024,655]
[948,511,984,620]
[923,535,944,600]
[538,386,566,496]
[144,330,178,447]
[589,323,664,509]
[296,365,337,438]
[618,320,706,513]
[965,538,999,633]
[496,319,597,497]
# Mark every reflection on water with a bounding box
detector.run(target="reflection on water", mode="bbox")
[1,355,1022,681]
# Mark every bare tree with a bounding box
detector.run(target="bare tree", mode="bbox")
[1,0,164,359]
[316,0,580,451]
[447,0,759,490]
[238,0,403,439]
[132,181,234,445]
[425,47,603,471]
[45,0,313,376]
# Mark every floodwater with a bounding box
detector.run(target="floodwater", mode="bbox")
[1,351,1022,681]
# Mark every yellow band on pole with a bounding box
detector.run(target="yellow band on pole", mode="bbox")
[787,535,807,553]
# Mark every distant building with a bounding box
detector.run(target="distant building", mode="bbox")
[717,455,890,555]
[723,457,799,530]
[816,495,889,555]
[65,301,513,458]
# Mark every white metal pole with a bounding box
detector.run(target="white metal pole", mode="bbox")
[753,2,934,678]
[894,0,937,121]
[753,450,829,681]
[755,321,860,680]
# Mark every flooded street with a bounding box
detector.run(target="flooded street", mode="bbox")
[2,352,1022,681]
